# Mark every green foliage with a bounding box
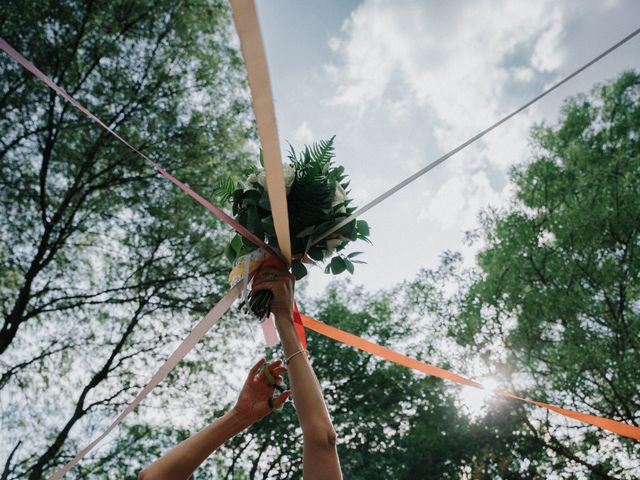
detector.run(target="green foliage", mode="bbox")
[4,2,637,478]
[410,71,640,478]
[216,177,236,204]
[98,284,489,479]
[219,137,370,281]
[0,0,254,477]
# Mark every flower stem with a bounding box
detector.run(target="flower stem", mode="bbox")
[248,290,273,320]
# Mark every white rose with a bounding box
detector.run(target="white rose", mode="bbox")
[323,235,348,257]
[332,183,346,206]
[244,173,259,191]
[283,163,296,194]
[331,183,347,212]
[256,169,267,189]
[249,165,296,194]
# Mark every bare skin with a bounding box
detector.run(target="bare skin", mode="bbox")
[139,263,341,480]
[252,266,342,480]
[138,359,290,480]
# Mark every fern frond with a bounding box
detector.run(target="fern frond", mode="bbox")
[215,177,236,204]
[305,136,335,166]
[286,142,297,164]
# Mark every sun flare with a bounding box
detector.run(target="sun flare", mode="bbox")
[458,378,499,417]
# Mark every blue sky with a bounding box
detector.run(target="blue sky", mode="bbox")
[253,0,640,295]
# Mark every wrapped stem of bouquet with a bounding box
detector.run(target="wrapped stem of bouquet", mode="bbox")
[221,136,370,331]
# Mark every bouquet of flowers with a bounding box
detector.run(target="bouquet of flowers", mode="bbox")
[218,136,370,319]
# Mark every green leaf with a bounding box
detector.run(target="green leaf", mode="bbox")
[344,258,354,274]
[224,242,236,263]
[214,177,236,204]
[305,234,315,252]
[247,204,264,238]
[258,190,271,211]
[292,260,308,280]
[241,236,259,251]
[347,251,364,258]
[337,220,356,236]
[261,215,275,236]
[230,234,243,253]
[356,220,370,237]
[307,246,324,261]
[296,225,317,238]
[329,256,347,275]
[242,189,261,204]
[232,189,243,215]
[306,136,336,165]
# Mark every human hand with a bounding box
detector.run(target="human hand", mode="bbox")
[251,265,295,320]
[233,358,291,424]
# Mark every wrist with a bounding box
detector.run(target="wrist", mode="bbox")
[228,406,255,429]
[272,310,294,328]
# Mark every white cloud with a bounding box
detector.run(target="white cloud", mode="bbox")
[293,121,315,144]
[324,0,573,239]
[329,0,567,135]
[531,9,565,72]
[420,171,502,230]
[259,0,640,292]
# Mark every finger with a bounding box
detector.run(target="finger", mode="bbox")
[253,272,284,282]
[260,362,280,385]
[270,373,286,389]
[256,256,288,272]
[247,358,266,381]
[267,359,283,369]
[272,390,292,409]
[253,268,294,284]
[272,366,287,376]
[258,266,290,276]
[260,359,282,377]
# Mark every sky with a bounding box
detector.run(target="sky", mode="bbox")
[253,0,640,296]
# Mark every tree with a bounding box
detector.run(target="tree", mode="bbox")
[413,71,640,478]
[199,285,478,479]
[0,1,255,478]
[72,283,490,479]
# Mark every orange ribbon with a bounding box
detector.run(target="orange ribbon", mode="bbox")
[300,314,640,441]
[292,303,307,350]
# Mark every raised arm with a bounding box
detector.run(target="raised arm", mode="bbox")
[252,267,343,480]
[138,358,289,480]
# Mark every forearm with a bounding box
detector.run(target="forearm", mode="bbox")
[274,312,335,438]
[139,409,250,480]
